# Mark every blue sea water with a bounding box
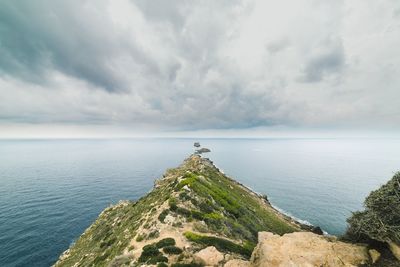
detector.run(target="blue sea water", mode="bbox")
[0,138,399,267]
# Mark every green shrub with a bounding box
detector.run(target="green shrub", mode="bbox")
[191,210,205,220]
[158,209,169,223]
[92,250,111,265]
[199,201,215,213]
[204,212,223,220]
[142,243,157,251]
[184,232,253,258]
[157,263,168,267]
[156,237,176,248]
[99,237,116,248]
[177,173,198,189]
[193,222,208,233]
[148,230,160,239]
[176,207,191,217]
[179,191,190,200]
[147,255,168,264]
[190,198,198,206]
[163,245,183,254]
[243,240,256,252]
[136,234,145,242]
[346,172,400,243]
[169,197,178,211]
[138,245,161,262]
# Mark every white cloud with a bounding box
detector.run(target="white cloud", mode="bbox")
[0,0,399,135]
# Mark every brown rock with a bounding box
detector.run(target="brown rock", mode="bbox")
[224,259,250,267]
[194,246,224,266]
[251,232,370,267]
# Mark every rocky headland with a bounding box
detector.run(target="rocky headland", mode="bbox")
[54,155,399,267]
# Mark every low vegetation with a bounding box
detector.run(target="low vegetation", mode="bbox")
[163,245,183,254]
[346,172,400,244]
[184,232,253,258]
[171,162,298,243]
[156,238,176,248]
[158,209,169,223]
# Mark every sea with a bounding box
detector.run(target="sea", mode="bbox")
[0,138,399,266]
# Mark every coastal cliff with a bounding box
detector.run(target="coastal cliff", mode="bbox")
[55,155,383,267]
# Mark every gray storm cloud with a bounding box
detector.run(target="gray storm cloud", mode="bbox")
[0,0,399,133]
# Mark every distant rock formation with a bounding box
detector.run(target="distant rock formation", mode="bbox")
[195,147,211,154]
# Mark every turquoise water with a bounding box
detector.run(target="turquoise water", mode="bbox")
[0,138,399,266]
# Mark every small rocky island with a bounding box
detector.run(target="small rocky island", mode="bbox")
[55,155,399,266]
[193,142,211,154]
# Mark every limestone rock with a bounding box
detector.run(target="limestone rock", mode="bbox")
[194,246,224,266]
[224,259,250,267]
[251,232,370,267]
[164,214,175,224]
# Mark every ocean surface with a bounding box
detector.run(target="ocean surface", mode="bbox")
[0,138,399,267]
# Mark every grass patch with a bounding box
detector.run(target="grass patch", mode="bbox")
[169,197,178,211]
[204,212,223,220]
[177,173,198,189]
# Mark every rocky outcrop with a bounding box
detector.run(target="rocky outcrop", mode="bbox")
[250,232,371,267]
[194,246,224,266]
[55,154,391,267]
[225,259,251,267]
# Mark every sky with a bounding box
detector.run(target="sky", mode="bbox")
[0,0,400,138]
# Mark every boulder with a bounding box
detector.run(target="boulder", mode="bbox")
[194,246,224,266]
[251,232,370,267]
[224,259,250,267]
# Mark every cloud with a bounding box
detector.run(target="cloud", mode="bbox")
[300,38,346,83]
[0,0,399,134]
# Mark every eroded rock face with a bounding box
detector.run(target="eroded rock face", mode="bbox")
[251,232,370,267]
[194,246,224,266]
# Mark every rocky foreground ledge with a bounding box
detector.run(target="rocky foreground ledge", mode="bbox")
[55,155,382,267]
